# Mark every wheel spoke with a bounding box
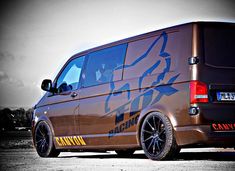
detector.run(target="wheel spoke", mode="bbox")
[38,139,44,152]
[153,140,156,154]
[36,134,44,139]
[38,126,45,137]
[157,119,161,132]
[43,140,47,151]
[147,138,154,150]
[159,128,165,136]
[41,140,45,152]
[147,120,154,131]
[36,139,43,144]
[143,135,153,142]
[156,140,160,151]
[143,129,152,134]
[42,139,47,152]
[158,137,165,143]
[44,139,49,147]
[152,116,157,130]
[37,141,41,148]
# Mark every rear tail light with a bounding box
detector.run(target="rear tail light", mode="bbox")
[190,81,208,104]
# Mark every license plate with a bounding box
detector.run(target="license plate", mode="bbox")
[216,92,235,101]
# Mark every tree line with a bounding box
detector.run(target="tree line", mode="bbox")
[0,108,33,131]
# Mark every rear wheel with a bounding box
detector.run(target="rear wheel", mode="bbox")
[140,112,180,160]
[115,149,135,157]
[34,121,60,157]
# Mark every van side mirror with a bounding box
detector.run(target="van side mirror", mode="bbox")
[41,79,53,92]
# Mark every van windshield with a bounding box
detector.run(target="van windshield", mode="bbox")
[203,23,235,68]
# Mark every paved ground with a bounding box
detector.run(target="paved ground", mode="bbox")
[0,131,234,171]
[0,148,235,171]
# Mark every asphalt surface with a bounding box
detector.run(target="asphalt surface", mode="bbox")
[0,148,235,171]
[0,131,235,171]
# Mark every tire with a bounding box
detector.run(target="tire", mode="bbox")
[34,121,60,157]
[115,149,135,157]
[140,112,180,160]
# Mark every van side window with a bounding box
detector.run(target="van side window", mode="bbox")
[56,56,85,93]
[83,44,127,87]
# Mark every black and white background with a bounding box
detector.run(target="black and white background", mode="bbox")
[0,0,235,170]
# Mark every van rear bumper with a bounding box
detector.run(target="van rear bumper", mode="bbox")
[174,125,235,147]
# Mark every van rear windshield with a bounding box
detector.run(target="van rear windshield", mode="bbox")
[203,23,235,68]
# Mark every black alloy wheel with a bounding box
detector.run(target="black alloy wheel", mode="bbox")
[140,112,180,160]
[34,121,60,157]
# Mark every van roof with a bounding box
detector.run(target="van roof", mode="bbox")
[71,21,233,58]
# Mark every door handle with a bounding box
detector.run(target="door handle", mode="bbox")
[71,92,78,98]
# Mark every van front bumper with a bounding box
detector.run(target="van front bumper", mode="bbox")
[174,125,235,148]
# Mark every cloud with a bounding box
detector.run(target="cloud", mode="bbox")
[0,71,40,108]
[0,70,24,87]
[0,70,9,81]
[0,51,16,69]
[0,51,15,62]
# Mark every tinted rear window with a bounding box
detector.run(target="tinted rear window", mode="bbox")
[83,44,127,87]
[203,23,235,68]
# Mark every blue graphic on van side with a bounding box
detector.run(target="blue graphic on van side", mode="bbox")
[103,32,180,137]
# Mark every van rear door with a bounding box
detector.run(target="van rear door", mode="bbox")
[197,22,235,128]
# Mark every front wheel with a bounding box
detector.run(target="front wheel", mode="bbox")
[140,112,180,160]
[34,121,60,157]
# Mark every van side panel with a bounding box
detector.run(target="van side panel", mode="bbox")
[76,25,192,149]
[133,25,193,146]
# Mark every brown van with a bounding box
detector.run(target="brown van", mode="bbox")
[32,22,235,160]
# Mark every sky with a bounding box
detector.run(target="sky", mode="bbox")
[0,0,235,108]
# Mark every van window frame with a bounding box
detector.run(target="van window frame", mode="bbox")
[81,43,128,88]
[201,23,235,69]
[51,55,87,96]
